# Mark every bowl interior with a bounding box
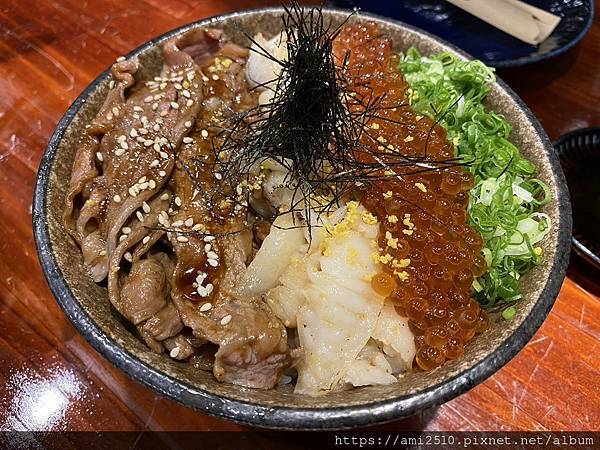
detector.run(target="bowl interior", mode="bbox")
[36,8,570,427]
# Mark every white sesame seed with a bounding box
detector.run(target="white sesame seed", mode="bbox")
[205,283,214,295]
[139,182,149,190]
[129,128,138,138]
[203,235,215,242]
[133,106,143,112]
[119,234,127,242]
[159,170,166,177]
[150,159,159,168]
[115,148,125,157]
[160,193,169,201]
[172,220,183,227]
[96,152,103,162]
[174,197,182,207]
[201,129,208,138]
[156,118,163,124]
[183,137,193,144]
[153,124,160,132]
[170,347,180,358]
[174,83,182,90]
[148,180,156,189]
[136,211,144,221]
[124,252,132,262]
[112,107,119,117]
[138,128,148,135]
[206,251,218,260]
[136,136,145,143]
[182,90,191,98]
[152,103,159,111]
[160,151,169,159]
[197,286,208,297]
[142,236,150,244]
[186,99,193,107]
[204,244,212,252]
[117,135,127,142]
[211,74,219,81]
[116,56,126,62]
[187,72,195,81]
[160,110,169,117]
[177,236,189,243]
[113,194,122,203]
[138,176,147,183]
[109,80,115,89]
[144,95,153,103]
[142,201,151,213]
[214,173,222,180]
[106,113,113,121]
[185,218,194,227]
[122,226,131,234]
[118,141,128,150]
[207,258,218,267]
[144,139,153,147]
[220,315,232,326]
[192,224,203,231]
[170,102,179,109]
[129,187,138,197]
[199,302,212,312]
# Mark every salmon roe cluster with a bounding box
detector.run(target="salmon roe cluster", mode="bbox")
[334,24,490,371]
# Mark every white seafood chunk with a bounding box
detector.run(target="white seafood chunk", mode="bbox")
[295,280,384,395]
[293,204,385,395]
[372,301,416,372]
[344,341,397,387]
[262,202,416,395]
[245,32,287,91]
[265,255,308,327]
[235,213,304,297]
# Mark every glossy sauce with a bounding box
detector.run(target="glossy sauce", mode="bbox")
[174,51,257,301]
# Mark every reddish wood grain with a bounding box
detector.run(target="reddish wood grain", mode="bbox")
[0,0,598,433]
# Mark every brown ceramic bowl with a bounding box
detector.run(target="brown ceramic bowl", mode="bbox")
[33,7,572,429]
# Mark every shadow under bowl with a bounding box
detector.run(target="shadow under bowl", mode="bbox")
[32,7,572,430]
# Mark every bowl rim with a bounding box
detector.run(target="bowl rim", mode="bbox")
[32,6,572,430]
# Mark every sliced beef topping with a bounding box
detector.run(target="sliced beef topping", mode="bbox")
[172,233,290,389]
[65,28,291,389]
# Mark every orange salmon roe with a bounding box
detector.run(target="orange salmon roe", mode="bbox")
[333,24,489,371]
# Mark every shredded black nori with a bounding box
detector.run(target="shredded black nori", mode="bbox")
[178,2,471,237]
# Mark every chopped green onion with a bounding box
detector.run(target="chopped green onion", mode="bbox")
[399,49,552,309]
[502,306,517,321]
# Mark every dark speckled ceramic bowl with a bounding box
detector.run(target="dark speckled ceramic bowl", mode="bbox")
[33,7,572,430]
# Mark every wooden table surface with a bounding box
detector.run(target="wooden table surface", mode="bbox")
[0,0,598,433]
